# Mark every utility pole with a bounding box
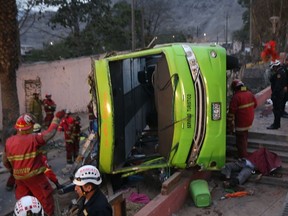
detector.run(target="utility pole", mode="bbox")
[131,0,136,51]
[140,6,145,48]
[249,0,253,56]
[225,12,228,48]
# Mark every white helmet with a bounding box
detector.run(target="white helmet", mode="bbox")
[73,165,102,186]
[33,123,41,133]
[14,196,44,216]
[65,109,71,115]
[269,60,281,69]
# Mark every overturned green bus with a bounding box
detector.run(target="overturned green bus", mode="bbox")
[89,43,230,177]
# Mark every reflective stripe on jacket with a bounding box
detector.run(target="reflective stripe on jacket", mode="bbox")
[228,88,257,131]
[5,134,46,180]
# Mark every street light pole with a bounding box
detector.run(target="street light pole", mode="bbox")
[131,0,136,51]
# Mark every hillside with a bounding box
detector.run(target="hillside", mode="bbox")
[20,0,245,50]
[164,0,245,42]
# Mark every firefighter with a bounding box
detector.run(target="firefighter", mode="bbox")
[68,165,112,216]
[59,110,76,164]
[29,92,43,124]
[43,94,56,128]
[71,116,81,161]
[14,195,44,216]
[2,110,66,216]
[33,123,63,190]
[5,123,63,191]
[227,79,257,158]
[267,60,287,129]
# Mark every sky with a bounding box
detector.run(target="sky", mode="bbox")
[17,0,58,12]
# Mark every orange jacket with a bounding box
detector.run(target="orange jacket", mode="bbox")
[4,122,59,180]
[228,87,257,131]
[43,98,56,113]
[59,116,75,142]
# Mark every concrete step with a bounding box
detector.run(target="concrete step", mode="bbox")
[227,134,288,152]
[227,132,288,154]
[248,131,288,143]
[226,132,288,188]
[227,137,288,153]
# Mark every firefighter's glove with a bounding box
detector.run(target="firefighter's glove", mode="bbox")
[56,110,66,119]
[75,155,83,163]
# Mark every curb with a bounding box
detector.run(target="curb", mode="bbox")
[135,170,211,216]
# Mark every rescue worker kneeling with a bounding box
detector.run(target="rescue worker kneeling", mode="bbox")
[68,165,112,216]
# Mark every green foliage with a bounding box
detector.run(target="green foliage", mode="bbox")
[22,0,188,62]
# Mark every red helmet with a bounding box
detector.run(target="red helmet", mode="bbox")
[45,94,52,98]
[231,79,244,91]
[15,113,35,131]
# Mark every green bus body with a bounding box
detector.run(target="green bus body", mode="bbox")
[91,43,227,176]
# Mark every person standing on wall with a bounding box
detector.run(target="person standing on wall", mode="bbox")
[43,94,56,128]
[2,110,66,216]
[267,60,287,129]
[29,92,43,124]
[227,79,257,158]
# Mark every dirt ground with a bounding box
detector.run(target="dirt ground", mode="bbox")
[48,134,162,215]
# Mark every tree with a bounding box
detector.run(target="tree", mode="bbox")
[0,0,20,143]
[137,0,173,45]
[237,0,288,55]
[100,0,139,51]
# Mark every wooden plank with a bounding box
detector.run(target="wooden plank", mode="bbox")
[161,171,182,195]
[108,192,126,216]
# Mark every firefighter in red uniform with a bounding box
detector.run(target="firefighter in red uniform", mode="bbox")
[2,110,66,216]
[34,123,63,189]
[43,94,56,128]
[71,116,81,161]
[5,124,63,191]
[227,79,257,158]
[58,110,76,164]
